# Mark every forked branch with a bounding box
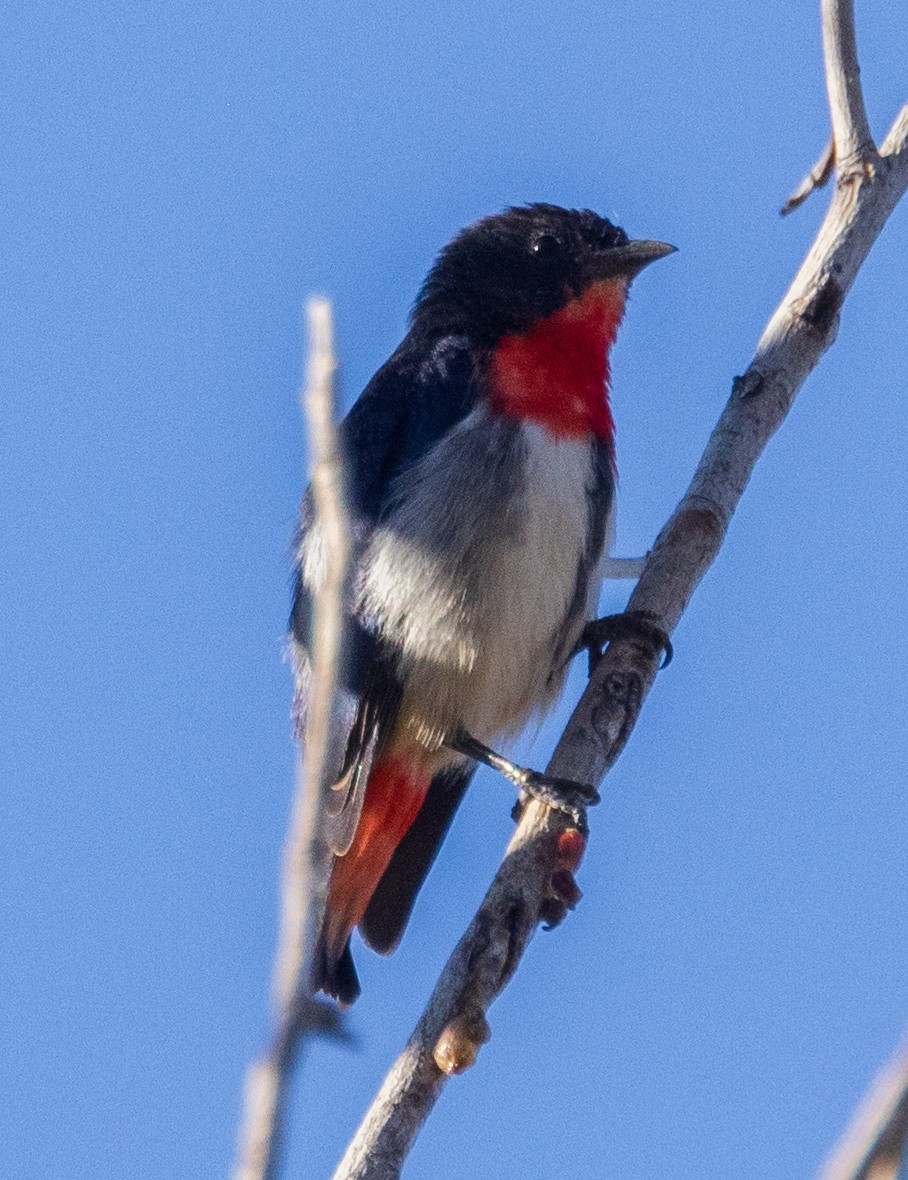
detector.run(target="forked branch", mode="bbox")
[784,0,881,214]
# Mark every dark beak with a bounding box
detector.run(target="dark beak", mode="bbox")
[588,239,677,281]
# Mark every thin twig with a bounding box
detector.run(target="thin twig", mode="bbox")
[332,40,908,1180]
[233,298,351,1180]
[817,1033,908,1180]
[821,0,875,168]
[781,138,835,216]
[880,103,908,161]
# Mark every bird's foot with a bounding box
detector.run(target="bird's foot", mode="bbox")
[448,731,599,829]
[509,767,599,828]
[576,609,673,677]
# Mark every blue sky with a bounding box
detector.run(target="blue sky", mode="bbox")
[3,1,908,1177]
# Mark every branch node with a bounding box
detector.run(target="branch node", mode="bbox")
[555,827,587,872]
[732,370,765,400]
[433,1008,492,1076]
[591,670,642,763]
[660,503,726,556]
[802,274,844,338]
[835,144,878,182]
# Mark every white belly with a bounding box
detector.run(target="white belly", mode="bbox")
[360,414,598,752]
[461,424,593,728]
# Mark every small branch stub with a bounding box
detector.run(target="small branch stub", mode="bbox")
[781,138,836,216]
[433,1008,492,1076]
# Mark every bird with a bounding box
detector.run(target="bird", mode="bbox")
[291,204,674,1004]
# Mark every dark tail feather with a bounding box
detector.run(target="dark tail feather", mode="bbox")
[360,764,473,955]
[312,935,361,1007]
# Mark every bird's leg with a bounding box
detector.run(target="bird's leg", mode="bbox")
[447,730,599,828]
[575,610,673,677]
[599,556,646,580]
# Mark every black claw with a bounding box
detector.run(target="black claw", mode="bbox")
[515,769,599,817]
[519,792,587,830]
[577,610,673,673]
[448,730,597,828]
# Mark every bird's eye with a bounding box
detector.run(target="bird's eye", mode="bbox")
[531,234,561,259]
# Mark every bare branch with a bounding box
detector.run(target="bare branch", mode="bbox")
[821,0,875,168]
[817,1033,908,1180]
[332,87,908,1180]
[781,138,835,216]
[233,298,351,1180]
[277,298,349,1015]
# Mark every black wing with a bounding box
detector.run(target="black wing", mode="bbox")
[360,762,474,953]
[290,333,479,854]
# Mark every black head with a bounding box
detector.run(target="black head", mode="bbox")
[412,204,674,346]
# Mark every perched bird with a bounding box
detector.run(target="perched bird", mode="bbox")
[291,204,674,1003]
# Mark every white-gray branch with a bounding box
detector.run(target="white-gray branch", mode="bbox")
[233,299,351,1180]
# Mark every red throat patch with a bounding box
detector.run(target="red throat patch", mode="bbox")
[489,278,626,449]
